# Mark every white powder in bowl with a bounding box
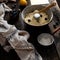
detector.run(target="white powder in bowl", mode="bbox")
[37,33,54,46]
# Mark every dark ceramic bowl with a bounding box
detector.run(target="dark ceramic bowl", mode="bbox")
[21,5,53,27]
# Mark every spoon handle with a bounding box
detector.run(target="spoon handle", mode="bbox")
[40,3,56,12]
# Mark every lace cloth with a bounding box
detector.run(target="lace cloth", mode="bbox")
[0,3,42,60]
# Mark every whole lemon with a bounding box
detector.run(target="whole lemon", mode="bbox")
[19,0,27,6]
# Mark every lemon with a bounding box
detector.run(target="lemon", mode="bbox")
[19,0,27,6]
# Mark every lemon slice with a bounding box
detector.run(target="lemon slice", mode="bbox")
[19,0,27,6]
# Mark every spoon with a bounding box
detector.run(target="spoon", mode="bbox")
[39,2,56,12]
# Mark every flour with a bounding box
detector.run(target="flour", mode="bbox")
[37,33,54,46]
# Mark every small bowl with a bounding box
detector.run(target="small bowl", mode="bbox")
[37,33,54,46]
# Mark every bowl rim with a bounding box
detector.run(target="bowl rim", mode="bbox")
[21,5,53,27]
[37,33,54,46]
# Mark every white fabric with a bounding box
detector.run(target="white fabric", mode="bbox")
[0,3,43,60]
[30,0,49,5]
[0,20,12,32]
[9,30,42,60]
[0,3,12,19]
[9,30,30,48]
